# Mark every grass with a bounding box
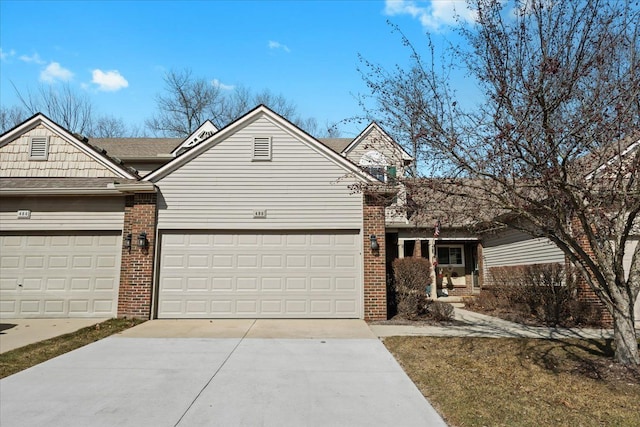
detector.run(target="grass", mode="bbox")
[0,317,145,379]
[384,336,640,427]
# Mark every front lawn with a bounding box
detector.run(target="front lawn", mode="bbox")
[385,336,640,427]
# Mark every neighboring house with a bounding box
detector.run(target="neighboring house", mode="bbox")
[0,113,154,318]
[479,135,640,323]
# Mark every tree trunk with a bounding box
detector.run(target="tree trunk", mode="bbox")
[611,295,639,365]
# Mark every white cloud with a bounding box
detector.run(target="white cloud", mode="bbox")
[212,78,234,90]
[384,0,476,31]
[268,40,291,53]
[40,62,74,83]
[19,52,45,64]
[91,69,129,91]
[1,48,16,61]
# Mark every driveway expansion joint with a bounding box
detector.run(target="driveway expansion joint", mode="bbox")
[173,319,257,427]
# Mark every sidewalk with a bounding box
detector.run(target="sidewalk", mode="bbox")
[369,308,636,340]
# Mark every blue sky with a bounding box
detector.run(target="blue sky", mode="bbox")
[0,0,475,137]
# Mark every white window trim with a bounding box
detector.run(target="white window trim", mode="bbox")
[437,244,465,267]
[252,136,272,161]
[29,136,49,160]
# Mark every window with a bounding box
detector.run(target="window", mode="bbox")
[437,245,464,266]
[359,150,397,182]
[29,136,49,160]
[365,166,385,181]
[252,137,272,161]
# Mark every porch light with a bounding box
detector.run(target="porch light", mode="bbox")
[138,231,148,249]
[124,233,132,252]
[370,234,379,251]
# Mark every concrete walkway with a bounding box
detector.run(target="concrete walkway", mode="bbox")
[0,318,108,353]
[0,319,446,427]
[370,308,638,339]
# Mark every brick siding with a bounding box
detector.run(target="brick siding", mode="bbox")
[572,229,613,326]
[118,192,157,319]
[363,194,387,321]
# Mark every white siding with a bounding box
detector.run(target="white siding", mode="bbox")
[0,197,125,231]
[0,125,120,178]
[483,229,565,268]
[155,116,363,230]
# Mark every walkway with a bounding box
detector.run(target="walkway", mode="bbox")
[370,308,638,339]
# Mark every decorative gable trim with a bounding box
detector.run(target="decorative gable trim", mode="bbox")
[0,113,138,179]
[146,105,378,183]
[170,120,218,157]
[29,136,49,160]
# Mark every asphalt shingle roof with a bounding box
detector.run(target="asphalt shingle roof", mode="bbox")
[89,138,183,159]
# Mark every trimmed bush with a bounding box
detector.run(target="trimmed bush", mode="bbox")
[427,300,455,321]
[392,257,432,319]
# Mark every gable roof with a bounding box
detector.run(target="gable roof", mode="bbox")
[319,138,353,153]
[89,138,181,160]
[584,132,640,179]
[0,113,139,180]
[146,105,378,183]
[343,122,413,163]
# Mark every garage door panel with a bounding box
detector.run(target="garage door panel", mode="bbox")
[0,233,121,318]
[158,232,362,318]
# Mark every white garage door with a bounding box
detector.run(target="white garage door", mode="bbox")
[0,233,121,318]
[157,231,362,318]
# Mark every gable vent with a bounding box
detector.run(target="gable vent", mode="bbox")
[29,136,49,160]
[252,137,272,161]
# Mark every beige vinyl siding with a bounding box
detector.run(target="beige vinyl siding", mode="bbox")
[0,125,119,178]
[0,197,125,231]
[483,229,565,269]
[345,127,407,172]
[155,116,363,230]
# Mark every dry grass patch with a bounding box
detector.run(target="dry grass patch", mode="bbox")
[0,318,145,379]
[384,336,640,427]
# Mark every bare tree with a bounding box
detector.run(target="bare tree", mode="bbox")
[360,0,640,364]
[146,68,224,137]
[0,105,28,133]
[13,83,94,135]
[88,115,129,138]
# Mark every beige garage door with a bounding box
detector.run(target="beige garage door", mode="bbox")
[157,231,362,318]
[0,233,121,318]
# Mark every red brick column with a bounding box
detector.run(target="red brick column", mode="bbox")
[363,193,387,321]
[572,220,612,326]
[118,192,157,319]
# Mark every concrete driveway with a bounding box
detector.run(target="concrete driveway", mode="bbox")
[0,319,446,427]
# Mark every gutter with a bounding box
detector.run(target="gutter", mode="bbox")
[111,182,156,193]
[0,182,157,196]
[0,188,123,196]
